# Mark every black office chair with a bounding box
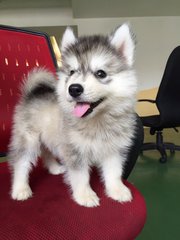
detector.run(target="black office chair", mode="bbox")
[139,46,180,163]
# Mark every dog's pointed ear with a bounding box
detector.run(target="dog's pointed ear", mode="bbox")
[109,23,135,67]
[61,27,76,52]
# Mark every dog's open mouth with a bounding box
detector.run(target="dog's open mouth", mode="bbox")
[73,98,104,118]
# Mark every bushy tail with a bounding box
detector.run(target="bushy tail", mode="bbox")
[21,67,57,100]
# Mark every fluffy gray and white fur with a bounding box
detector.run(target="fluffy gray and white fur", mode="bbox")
[8,23,137,207]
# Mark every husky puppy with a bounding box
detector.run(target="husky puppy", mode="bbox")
[9,23,137,207]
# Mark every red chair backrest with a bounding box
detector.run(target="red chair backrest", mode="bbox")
[0,25,57,155]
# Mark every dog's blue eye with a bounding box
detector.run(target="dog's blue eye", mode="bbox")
[70,70,75,76]
[95,70,107,79]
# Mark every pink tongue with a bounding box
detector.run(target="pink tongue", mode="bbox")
[73,103,90,117]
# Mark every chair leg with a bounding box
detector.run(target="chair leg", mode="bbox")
[141,131,168,163]
[141,129,180,163]
[141,143,157,151]
[164,143,180,153]
[156,131,167,163]
[164,143,176,154]
[174,145,180,151]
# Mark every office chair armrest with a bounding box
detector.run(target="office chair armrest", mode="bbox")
[138,99,156,104]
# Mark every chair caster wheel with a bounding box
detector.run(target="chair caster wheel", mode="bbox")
[159,157,167,163]
[170,149,175,154]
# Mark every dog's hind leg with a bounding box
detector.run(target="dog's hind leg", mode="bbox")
[9,134,40,201]
[41,147,66,175]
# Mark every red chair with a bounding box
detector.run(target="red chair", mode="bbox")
[0,25,57,156]
[0,25,146,240]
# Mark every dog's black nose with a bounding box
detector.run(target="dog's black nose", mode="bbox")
[69,84,84,98]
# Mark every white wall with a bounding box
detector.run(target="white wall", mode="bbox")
[75,17,180,90]
[1,8,180,90]
[0,8,74,26]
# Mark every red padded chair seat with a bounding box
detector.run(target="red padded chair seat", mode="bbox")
[0,162,146,240]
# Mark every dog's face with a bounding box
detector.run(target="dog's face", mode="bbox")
[57,24,137,120]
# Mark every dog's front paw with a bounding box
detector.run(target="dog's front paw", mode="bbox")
[106,183,132,203]
[73,188,100,207]
[11,184,33,201]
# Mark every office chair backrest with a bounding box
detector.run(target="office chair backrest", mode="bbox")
[156,46,180,127]
[0,25,57,155]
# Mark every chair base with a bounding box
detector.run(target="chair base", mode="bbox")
[141,131,180,163]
